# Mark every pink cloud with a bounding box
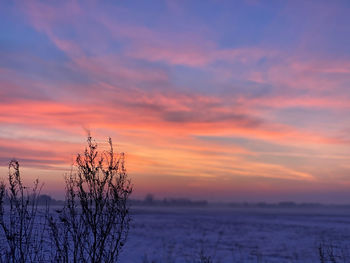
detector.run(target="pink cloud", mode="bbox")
[4,0,350,196]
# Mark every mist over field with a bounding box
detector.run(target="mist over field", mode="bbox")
[3,195,350,262]
[122,205,350,263]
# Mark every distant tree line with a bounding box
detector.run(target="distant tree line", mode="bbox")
[229,201,350,209]
[0,194,64,206]
[129,193,208,207]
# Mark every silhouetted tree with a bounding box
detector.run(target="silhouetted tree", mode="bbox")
[144,193,154,204]
[0,160,47,263]
[49,136,132,263]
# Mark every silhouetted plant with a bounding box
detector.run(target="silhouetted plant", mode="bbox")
[0,160,47,263]
[319,244,326,263]
[317,241,350,263]
[198,250,213,263]
[48,136,132,263]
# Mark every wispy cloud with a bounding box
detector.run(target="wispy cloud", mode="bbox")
[1,0,350,201]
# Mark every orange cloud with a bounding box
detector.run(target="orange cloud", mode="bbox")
[2,0,350,201]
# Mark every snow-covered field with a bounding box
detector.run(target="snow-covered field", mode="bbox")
[120,206,350,263]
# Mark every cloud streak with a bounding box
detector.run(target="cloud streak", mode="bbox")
[1,0,350,201]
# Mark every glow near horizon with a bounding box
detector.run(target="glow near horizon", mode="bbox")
[1,1,350,202]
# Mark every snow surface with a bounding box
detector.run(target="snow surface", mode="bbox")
[119,206,350,263]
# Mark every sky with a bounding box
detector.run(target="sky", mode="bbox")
[1,0,350,203]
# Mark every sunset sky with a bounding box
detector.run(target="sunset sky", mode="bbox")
[1,1,350,202]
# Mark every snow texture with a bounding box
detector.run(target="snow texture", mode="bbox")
[120,206,350,263]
